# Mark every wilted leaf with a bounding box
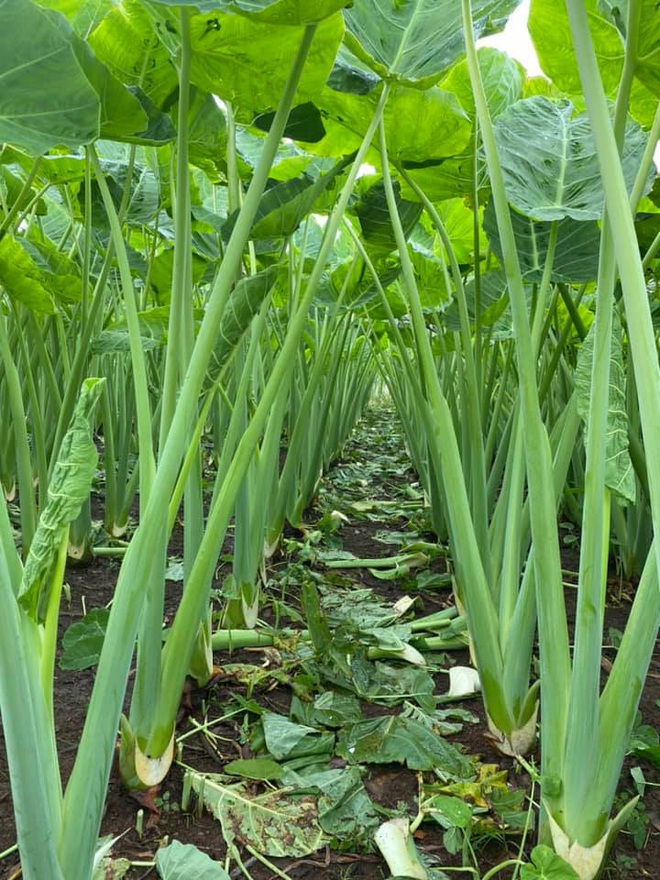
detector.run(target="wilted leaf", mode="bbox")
[337,715,468,774]
[186,771,327,857]
[262,711,335,760]
[316,765,379,838]
[60,607,109,670]
[575,309,636,503]
[19,379,105,622]
[156,840,230,880]
[224,757,284,780]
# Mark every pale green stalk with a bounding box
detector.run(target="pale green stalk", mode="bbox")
[596,536,659,810]
[556,19,632,820]
[567,0,660,589]
[397,165,489,572]
[159,7,193,452]
[89,148,156,503]
[462,0,570,781]
[272,259,369,541]
[11,310,48,508]
[221,311,273,628]
[0,380,104,880]
[145,84,393,756]
[0,311,36,551]
[172,8,208,679]
[0,585,63,879]
[562,223,614,842]
[0,497,64,880]
[58,27,321,877]
[378,119,515,734]
[50,239,115,466]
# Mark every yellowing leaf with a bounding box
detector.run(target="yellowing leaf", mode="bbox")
[186,771,327,858]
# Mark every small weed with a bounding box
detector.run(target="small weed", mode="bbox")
[154,790,180,814]
[606,852,638,878]
[614,791,650,850]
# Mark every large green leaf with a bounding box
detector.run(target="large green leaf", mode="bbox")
[529,0,658,125]
[187,10,344,116]
[599,0,660,97]
[0,0,100,151]
[151,0,347,20]
[400,153,478,202]
[88,0,179,109]
[156,841,230,880]
[343,0,522,86]
[0,0,169,151]
[493,97,650,221]
[353,179,423,254]
[147,247,211,304]
[204,266,280,390]
[22,235,83,303]
[576,308,636,503]
[38,0,113,33]
[0,234,57,313]
[337,715,469,774]
[444,269,532,335]
[315,82,471,163]
[68,28,151,143]
[327,45,381,95]
[482,200,601,282]
[222,153,354,241]
[120,88,176,145]
[407,204,487,306]
[441,47,524,120]
[3,149,87,186]
[18,379,105,622]
[425,199,486,266]
[83,158,160,228]
[191,0,349,23]
[235,127,320,178]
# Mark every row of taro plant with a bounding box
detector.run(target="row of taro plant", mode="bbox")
[0,1,659,879]
[0,1,384,877]
[364,1,660,878]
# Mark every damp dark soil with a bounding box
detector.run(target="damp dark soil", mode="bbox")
[1,412,658,880]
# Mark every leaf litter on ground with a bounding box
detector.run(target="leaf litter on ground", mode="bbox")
[180,409,538,873]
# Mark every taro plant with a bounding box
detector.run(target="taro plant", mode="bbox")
[0,0,361,875]
[460,0,660,875]
[334,0,561,758]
